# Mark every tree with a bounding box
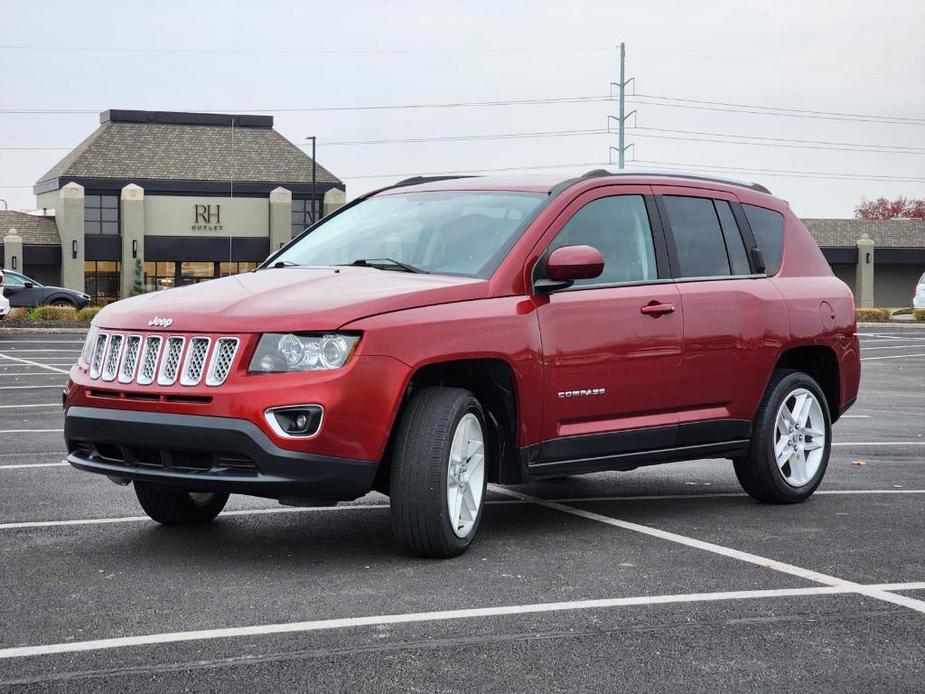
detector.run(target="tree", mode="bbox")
[855,196,925,220]
[132,257,143,296]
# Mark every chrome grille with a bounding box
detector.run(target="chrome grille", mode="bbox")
[137,336,163,385]
[89,333,109,380]
[157,337,185,386]
[118,335,142,384]
[205,337,239,386]
[100,334,123,382]
[180,337,211,386]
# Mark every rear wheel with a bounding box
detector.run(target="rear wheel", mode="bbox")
[389,387,489,558]
[734,369,831,503]
[134,482,229,525]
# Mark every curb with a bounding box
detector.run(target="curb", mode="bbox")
[0,327,89,334]
[857,321,925,329]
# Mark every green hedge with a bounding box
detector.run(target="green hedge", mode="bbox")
[75,306,103,322]
[855,308,892,322]
[28,306,79,321]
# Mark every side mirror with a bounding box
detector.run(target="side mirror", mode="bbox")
[535,244,605,293]
[24,282,34,289]
[750,247,766,274]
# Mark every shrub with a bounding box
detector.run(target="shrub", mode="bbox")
[75,306,103,322]
[914,309,925,322]
[855,308,892,322]
[29,306,79,322]
[3,307,29,322]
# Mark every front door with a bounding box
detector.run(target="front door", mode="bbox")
[533,186,683,462]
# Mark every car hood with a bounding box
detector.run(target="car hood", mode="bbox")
[95,267,488,332]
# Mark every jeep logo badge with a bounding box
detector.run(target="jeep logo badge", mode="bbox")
[148,316,173,328]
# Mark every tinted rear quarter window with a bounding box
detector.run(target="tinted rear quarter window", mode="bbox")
[714,200,751,275]
[662,196,730,278]
[743,204,785,275]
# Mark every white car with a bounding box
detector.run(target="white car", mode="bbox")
[0,269,10,319]
[915,271,925,309]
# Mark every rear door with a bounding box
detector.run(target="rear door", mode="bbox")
[533,186,684,461]
[653,187,785,436]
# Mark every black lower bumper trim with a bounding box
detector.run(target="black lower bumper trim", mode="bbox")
[64,406,378,501]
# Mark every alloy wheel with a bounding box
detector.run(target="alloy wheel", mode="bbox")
[773,388,826,487]
[446,413,485,538]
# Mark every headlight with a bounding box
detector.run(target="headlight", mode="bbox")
[249,333,360,373]
[80,326,99,365]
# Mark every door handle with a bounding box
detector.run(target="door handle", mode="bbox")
[640,302,676,316]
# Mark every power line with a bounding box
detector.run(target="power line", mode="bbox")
[627,131,925,155]
[632,93,925,123]
[629,127,925,152]
[625,97,925,125]
[630,160,925,183]
[0,44,615,55]
[0,95,612,115]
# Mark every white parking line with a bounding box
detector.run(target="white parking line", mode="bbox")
[490,485,925,614]
[1,489,922,528]
[0,372,70,377]
[831,441,925,446]
[862,353,925,361]
[0,403,60,409]
[1,580,923,660]
[860,344,925,351]
[0,354,70,374]
[0,462,67,470]
[0,385,64,390]
[0,429,63,433]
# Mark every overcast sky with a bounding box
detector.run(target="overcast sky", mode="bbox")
[1,0,923,216]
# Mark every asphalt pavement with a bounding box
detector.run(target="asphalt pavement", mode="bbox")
[0,327,923,692]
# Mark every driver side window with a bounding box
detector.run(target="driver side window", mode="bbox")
[552,195,657,287]
[3,273,25,287]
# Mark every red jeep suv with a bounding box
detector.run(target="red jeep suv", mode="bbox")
[64,171,860,557]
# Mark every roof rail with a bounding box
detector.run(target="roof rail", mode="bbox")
[391,175,479,188]
[570,168,772,195]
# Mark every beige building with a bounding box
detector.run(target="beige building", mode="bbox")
[1,113,922,307]
[0,109,345,303]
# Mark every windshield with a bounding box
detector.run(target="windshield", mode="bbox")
[269,191,546,278]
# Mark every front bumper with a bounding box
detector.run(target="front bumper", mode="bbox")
[65,406,378,500]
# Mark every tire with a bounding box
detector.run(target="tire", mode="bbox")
[49,299,75,308]
[134,482,229,525]
[389,387,489,558]
[734,369,832,504]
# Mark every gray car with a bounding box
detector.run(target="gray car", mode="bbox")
[1,270,91,309]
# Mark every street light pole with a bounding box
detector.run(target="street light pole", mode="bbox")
[306,136,317,223]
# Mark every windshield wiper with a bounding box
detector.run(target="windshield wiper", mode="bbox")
[347,258,428,274]
[259,260,301,270]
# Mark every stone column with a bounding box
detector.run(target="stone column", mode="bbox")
[120,183,145,299]
[268,186,292,254]
[56,182,85,292]
[855,234,875,308]
[323,188,346,218]
[3,231,23,274]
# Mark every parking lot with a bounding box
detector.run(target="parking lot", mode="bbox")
[0,327,923,692]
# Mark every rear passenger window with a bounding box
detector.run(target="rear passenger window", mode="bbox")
[551,195,658,287]
[743,204,785,275]
[662,196,730,278]
[715,200,751,275]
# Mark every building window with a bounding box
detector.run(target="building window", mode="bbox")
[220,261,258,276]
[291,198,321,238]
[84,195,120,235]
[144,262,176,292]
[84,261,120,304]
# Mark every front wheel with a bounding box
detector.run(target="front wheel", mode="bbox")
[734,369,831,504]
[49,299,75,308]
[134,482,229,525]
[389,387,489,558]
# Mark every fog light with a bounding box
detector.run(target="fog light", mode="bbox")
[265,405,323,438]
